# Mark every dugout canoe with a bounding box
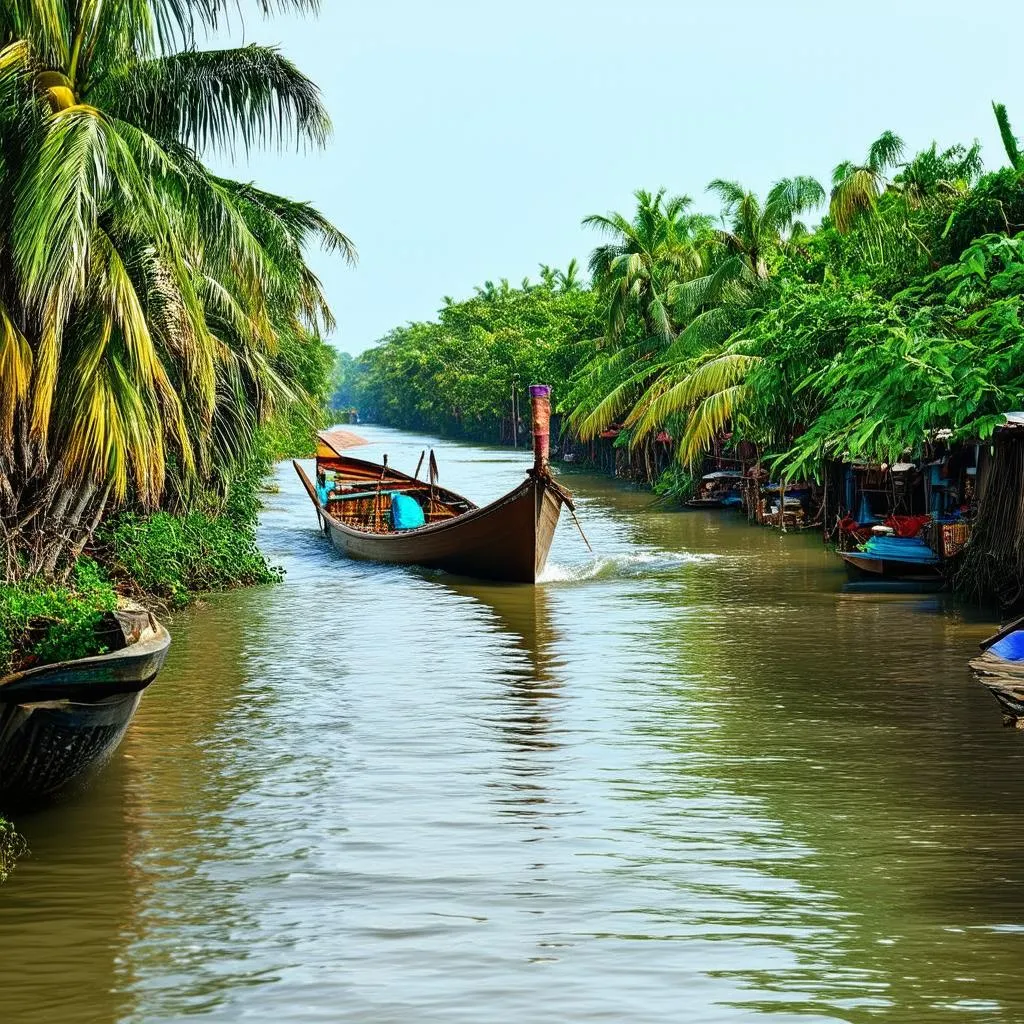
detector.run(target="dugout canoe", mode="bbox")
[0,605,170,806]
[294,385,573,583]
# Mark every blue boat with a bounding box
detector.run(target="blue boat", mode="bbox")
[840,534,942,582]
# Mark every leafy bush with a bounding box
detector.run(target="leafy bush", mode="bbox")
[100,508,281,607]
[0,558,118,677]
[653,464,697,503]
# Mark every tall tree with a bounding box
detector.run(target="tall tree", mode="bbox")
[707,175,825,279]
[829,130,905,233]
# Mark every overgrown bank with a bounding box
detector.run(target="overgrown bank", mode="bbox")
[0,2,351,684]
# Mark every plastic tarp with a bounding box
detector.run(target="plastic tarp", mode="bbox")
[391,493,425,530]
[857,535,939,564]
[991,630,1024,663]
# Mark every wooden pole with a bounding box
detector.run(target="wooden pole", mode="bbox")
[529,384,552,475]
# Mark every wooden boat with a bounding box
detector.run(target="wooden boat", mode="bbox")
[840,534,942,582]
[294,385,574,583]
[0,605,170,805]
[970,615,1024,722]
[686,470,745,509]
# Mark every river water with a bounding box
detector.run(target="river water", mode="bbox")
[1,426,1022,1023]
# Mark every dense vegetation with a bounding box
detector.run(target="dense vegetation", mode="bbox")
[349,263,601,442]
[0,2,349,677]
[354,106,1024,556]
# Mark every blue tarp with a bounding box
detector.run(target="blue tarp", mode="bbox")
[391,492,425,530]
[856,535,939,564]
[991,630,1024,662]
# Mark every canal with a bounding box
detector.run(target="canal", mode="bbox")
[1,426,1022,1022]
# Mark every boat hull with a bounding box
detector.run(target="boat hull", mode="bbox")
[0,610,170,805]
[316,472,564,583]
[840,552,942,582]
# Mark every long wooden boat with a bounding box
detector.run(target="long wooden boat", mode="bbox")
[294,385,574,583]
[0,605,170,805]
[839,534,942,582]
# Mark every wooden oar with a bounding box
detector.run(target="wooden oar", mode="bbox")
[428,450,439,515]
[546,477,593,554]
[413,450,426,480]
[567,504,593,553]
[374,455,389,531]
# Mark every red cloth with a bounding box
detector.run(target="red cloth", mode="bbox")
[838,516,871,543]
[884,514,931,538]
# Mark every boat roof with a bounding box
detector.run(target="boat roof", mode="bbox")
[317,429,370,457]
[702,470,744,480]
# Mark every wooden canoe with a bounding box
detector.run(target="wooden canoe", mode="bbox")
[295,452,569,583]
[294,387,573,583]
[0,606,170,806]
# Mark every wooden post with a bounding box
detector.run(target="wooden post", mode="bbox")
[530,384,552,475]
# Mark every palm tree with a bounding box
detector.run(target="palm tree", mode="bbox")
[829,130,905,232]
[992,101,1023,170]
[566,190,710,441]
[619,175,823,459]
[556,258,582,292]
[582,188,708,346]
[0,0,354,579]
[707,176,825,278]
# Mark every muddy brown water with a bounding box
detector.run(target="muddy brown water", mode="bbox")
[0,426,1021,1023]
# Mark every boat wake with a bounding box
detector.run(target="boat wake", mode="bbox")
[539,550,716,584]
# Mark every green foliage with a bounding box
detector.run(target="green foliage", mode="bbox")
[357,266,602,440]
[99,499,280,608]
[0,1,352,581]
[652,465,697,502]
[0,558,118,677]
[0,817,25,883]
[262,331,337,460]
[99,439,282,606]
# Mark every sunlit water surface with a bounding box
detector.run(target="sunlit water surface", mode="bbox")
[1,426,1022,1023]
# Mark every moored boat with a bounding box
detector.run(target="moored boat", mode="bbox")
[970,615,1024,723]
[839,534,943,582]
[686,470,745,508]
[0,606,170,805]
[294,385,574,583]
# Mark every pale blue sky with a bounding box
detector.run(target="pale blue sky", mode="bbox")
[217,0,1022,354]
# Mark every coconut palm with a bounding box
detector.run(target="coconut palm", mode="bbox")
[583,188,709,345]
[0,0,354,579]
[707,175,825,279]
[556,258,582,293]
[829,130,905,233]
[619,175,823,459]
[566,190,709,439]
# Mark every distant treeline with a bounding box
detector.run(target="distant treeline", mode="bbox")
[335,264,600,444]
